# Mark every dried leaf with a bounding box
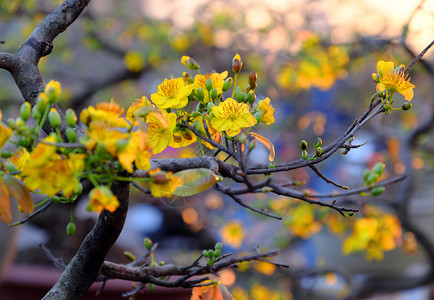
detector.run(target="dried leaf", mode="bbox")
[3,174,33,214]
[249,132,275,161]
[191,281,233,300]
[0,177,12,223]
[173,168,218,197]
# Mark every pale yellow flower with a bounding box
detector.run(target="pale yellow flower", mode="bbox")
[126,96,154,124]
[374,60,415,101]
[255,97,275,125]
[146,110,177,154]
[89,186,119,213]
[220,220,244,249]
[80,100,129,128]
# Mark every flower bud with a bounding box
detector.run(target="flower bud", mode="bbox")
[215,242,223,250]
[372,162,385,176]
[207,250,214,258]
[222,78,233,92]
[214,249,221,257]
[45,80,61,104]
[36,93,48,114]
[206,102,215,112]
[376,90,385,98]
[196,87,205,101]
[181,56,200,70]
[4,161,17,173]
[144,238,152,250]
[315,147,322,157]
[302,150,309,160]
[202,250,209,257]
[247,90,256,104]
[371,186,385,196]
[239,134,246,144]
[363,169,370,181]
[66,222,76,236]
[74,183,83,195]
[249,139,256,150]
[80,109,90,126]
[232,53,242,73]
[300,140,308,150]
[234,86,243,102]
[65,108,77,127]
[205,78,213,91]
[7,118,16,130]
[1,151,12,159]
[367,172,379,185]
[268,161,276,168]
[20,102,31,121]
[402,102,412,111]
[48,109,61,128]
[210,88,218,100]
[249,70,257,86]
[372,73,380,83]
[315,137,322,149]
[117,139,129,151]
[182,72,194,84]
[254,111,263,123]
[66,127,77,143]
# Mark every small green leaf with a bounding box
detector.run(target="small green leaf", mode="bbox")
[124,251,136,262]
[173,168,218,197]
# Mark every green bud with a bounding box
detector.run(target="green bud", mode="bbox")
[348,136,354,143]
[202,249,209,257]
[124,251,136,262]
[73,183,83,195]
[371,186,385,196]
[65,109,77,127]
[300,140,308,150]
[254,111,263,123]
[116,139,129,151]
[315,147,322,157]
[372,73,380,83]
[249,70,258,86]
[31,106,41,120]
[36,95,48,114]
[66,222,76,236]
[144,238,152,250]
[214,249,221,257]
[247,90,256,104]
[7,118,16,130]
[48,109,61,128]
[196,88,205,101]
[363,169,371,181]
[376,90,385,98]
[248,139,256,150]
[4,161,17,173]
[66,127,77,143]
[20,102,31,121]
[207,102,215,112]
[207,250,214,258]
[239,134,246,144]
[234,86,243,102]
[215,242,223,250]
[222,78,233,92]
[210,88,218,100]
[315,137,322,149]
[302,150,309,160]
[367,172,379,184]
[205,78,213,91]
[268,161,276,168]
[51,195,61,203]
[402,102,412,111]
[372,162,385,177]
[1,151,12,159]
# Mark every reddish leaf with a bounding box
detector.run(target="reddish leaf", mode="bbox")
[249,132,275,161]
[0,177,12,223]
[3,174,33,214]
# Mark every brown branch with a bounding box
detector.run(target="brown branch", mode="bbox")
[309,165,350,190]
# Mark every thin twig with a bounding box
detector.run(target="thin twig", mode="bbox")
[309,165,350,190]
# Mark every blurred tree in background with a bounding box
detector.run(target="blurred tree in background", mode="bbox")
[0,0,433,299]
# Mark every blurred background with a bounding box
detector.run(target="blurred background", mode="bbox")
[0,0,433,299]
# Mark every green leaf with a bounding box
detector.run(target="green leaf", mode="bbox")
[0,176,12,223]
[3,174,33,214]
[173,168,218,197]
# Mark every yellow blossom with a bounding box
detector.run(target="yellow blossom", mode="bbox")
[170,126,197,148]
[220,220,244,249]
[211,98,257,136]
[151,77,194,109]
[255,97,275,125]
[126,96,154,124]
[22,153,85,197]
[0,114,12,149]
[194,71,228,103]
[191,115,221,149]
[284,202,322,239]
[7,148,30,173]
[149,168,183,198]
[88,186,119,213]
[84,122,129,157]
[44,80,61,103]
[117,130,152,173]
[27,135,57,167]
[80,100,129,128]
[146,110,177,154]
[374,61,415,101]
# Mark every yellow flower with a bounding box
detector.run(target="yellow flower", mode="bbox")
[211,98,257,136]
[117,130,152,173]
[80,100,129,128]
[151,77,194,109]
[191,115,221,149]
[126,96,154,124]
[149,168,183,198]
[194,71,228,103]
[88,186,119,213]
[170,125,197,148]
[255,97,275,125]
[28,135,57,167]
[124,50,145,73]
[374,60,415,101]
[146,110,177,154]
[22,153,85,197]
[220,220,244,249]
[284,202,321,239]
[7,148,30,173]
[0,121,12,150]
[44,80,61,103]
[84,122,129,157]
